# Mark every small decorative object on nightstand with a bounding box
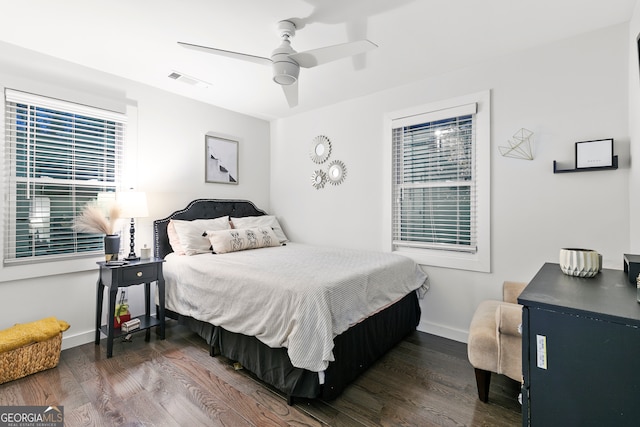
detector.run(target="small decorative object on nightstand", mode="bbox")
[95,257,165,358]
[140,244,151,260]
[74,199,122,261]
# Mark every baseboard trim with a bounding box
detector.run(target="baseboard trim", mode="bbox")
[417,320,469,344]
[61,330,95,350]
[65,322,469,351]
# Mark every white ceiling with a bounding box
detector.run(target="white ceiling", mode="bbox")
[0,0,636,120]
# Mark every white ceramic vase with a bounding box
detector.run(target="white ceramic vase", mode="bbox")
[559,248,601,278]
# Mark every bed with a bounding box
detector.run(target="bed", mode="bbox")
[153,199,427,404]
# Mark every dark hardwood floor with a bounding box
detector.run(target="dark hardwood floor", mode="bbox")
[0,322,521,426]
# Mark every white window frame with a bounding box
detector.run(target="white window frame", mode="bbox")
[383,90,491,272]
[2,89,127,279]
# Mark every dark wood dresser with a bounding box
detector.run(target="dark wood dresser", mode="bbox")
[519,262,640,426]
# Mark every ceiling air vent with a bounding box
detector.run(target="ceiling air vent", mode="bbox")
[168,71,210,88]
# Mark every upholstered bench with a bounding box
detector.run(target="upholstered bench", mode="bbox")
[467,281,527,402]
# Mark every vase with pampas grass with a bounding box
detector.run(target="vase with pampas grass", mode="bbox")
[74,202,122,261]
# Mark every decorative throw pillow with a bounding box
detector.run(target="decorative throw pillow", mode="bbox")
[206,227,280,254]
[171,217,231,255]
[230,215,289,243]
[167,220,186,256]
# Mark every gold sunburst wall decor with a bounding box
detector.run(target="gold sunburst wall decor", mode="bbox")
[326,160,347,186]
[308,135,347,189]
[311,169,327,190]
[310,135,332,164]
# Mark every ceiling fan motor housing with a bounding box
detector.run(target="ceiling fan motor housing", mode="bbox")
[271,39,299,85]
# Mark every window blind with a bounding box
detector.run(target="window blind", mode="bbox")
[392,103,477,253]
[4,89,126,264]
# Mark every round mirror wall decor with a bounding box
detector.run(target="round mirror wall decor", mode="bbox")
[327,160,347,186]
[311,169,327,190]
[310,135,332,164]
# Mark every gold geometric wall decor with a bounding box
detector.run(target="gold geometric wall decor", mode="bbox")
[499,128,534,160]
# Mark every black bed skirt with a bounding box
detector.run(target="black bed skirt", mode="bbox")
[167,291,421,401]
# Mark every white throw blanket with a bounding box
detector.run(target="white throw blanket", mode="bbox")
[163,243,428,372]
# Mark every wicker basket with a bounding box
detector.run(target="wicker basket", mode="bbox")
[0,332,62,384]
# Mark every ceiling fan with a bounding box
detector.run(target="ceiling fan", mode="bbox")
[177,20,377,108]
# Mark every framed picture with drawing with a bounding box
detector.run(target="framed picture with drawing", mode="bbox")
[205,134,238,184]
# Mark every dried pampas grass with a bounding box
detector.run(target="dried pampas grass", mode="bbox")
[74,202,122,235]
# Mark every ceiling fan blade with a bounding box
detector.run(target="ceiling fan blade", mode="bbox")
[177,41,272,66]
[289,39,377,68]
[282,82,298,108]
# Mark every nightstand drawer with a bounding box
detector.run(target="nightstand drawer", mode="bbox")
[122,264,158,283]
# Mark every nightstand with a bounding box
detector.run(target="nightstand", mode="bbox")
[95,257,166,358]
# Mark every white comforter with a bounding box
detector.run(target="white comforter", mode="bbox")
[163,243,428,372]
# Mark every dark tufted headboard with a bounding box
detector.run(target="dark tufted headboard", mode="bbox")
[153,199,267,259]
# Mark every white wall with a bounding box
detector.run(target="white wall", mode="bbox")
[0,41,270,348]
[271,24,630,342]
[629,2,640,252]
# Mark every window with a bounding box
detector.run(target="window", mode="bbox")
[386,91,490,272]
[3,89,125,265]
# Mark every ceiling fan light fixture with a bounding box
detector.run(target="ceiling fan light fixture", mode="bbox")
[274,74,297,85]
[272,60,299,85]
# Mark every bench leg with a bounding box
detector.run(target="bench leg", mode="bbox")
[474,368,491,403]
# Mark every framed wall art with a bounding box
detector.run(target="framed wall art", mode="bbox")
[575,138,614,169]
[205,134,238,184]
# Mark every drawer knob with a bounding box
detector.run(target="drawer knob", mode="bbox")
[137,271,143,277]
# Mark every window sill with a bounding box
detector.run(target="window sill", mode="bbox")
[394,246,490,273]
[0,256,103,282]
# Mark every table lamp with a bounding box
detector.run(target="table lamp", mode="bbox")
[117,191,149,260]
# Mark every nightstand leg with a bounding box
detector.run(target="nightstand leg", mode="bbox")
[157,277,165,339]
[145,282,151,342]
[95,278,104,345]
[107,287,118,358]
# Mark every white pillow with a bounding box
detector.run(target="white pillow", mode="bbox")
[230,215,289,243]
[171,217,231,255]
[167,220,186,255]
[206,227,280,254]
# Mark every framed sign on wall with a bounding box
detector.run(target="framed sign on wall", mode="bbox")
[575,138,614,169]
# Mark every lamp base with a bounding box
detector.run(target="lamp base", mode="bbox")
[125,218,139,262]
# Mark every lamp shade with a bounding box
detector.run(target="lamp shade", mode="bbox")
[117,191,149,218]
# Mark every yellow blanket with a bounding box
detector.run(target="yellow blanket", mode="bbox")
[0,317,70,353]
